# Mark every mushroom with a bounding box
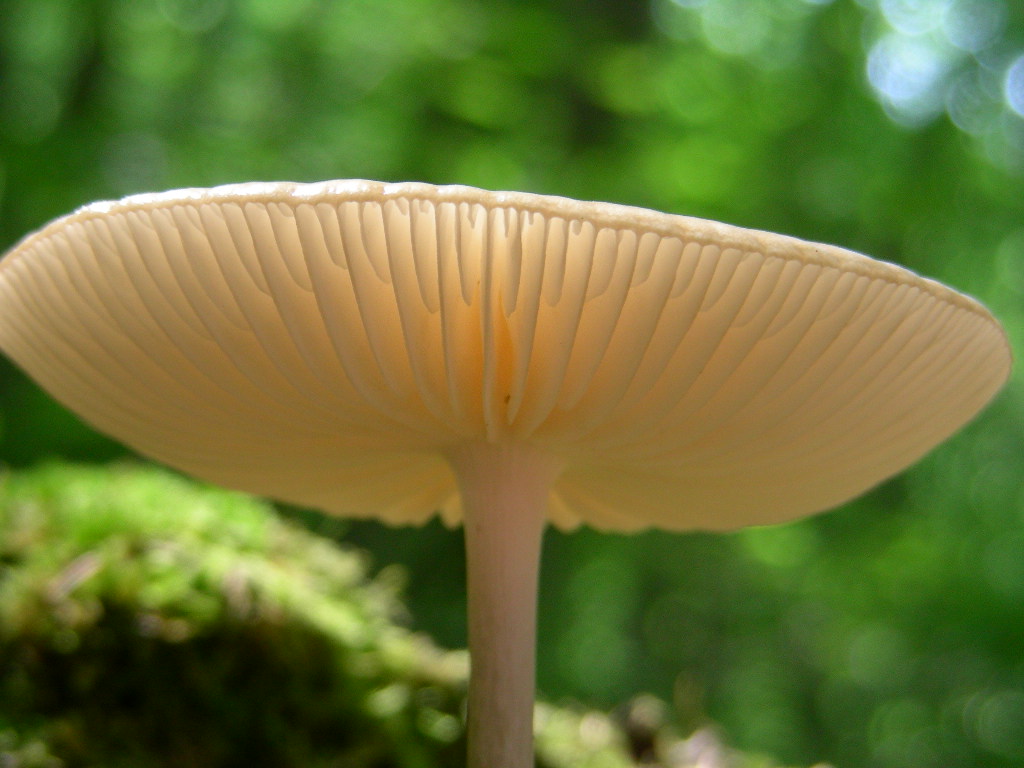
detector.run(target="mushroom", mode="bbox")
[0,180,1011,768]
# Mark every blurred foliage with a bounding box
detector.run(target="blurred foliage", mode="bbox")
[0,463,796,768]
[0,1,1022,767]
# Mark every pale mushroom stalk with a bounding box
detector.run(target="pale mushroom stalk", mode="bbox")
[449,442,563,768]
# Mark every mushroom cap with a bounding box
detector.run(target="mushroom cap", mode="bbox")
[0,181,1011,531]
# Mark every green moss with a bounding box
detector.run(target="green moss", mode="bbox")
[0,463,466,767]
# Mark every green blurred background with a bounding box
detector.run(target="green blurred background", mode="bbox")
[0,0,1022,766]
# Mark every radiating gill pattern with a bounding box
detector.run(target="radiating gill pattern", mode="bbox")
[0,185,1010,528]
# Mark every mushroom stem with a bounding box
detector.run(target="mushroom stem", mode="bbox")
[448,442,562,768]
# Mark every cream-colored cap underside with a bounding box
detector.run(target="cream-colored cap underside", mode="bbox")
[0,181,1011,530]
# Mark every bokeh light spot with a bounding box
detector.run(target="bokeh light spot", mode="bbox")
[942,0,1006,53]
[867,33,949,125]
[742,523,817,570]
[946,69,998,134]
[880,0,949,36]
[847,624,912,690]
[974,690,1024,759]
[1004,54,1024,118]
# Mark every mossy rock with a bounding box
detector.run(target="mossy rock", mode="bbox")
[0,463,798,768]
[0,463,470,767]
